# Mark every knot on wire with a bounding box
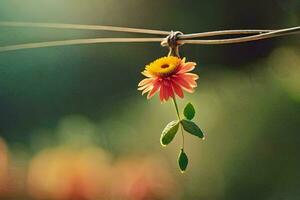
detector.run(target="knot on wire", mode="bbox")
[161,30,183,48]
[161,31,184,57]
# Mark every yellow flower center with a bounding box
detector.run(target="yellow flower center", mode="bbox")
[145,56,181,76]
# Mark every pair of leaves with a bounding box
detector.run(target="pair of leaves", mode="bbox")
[183,103,204,138]
[160,103,204,146]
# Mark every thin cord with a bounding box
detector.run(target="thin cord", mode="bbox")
[179,29,273,39]
[180,26,300,44]
[0,21,299,52]
[1,21,298,39]
[0,21,170,35]
[0,38,164,52]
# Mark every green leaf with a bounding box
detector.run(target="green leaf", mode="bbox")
[181,119,204,139]
[160,120,179,146]
[178,149,188,172]
[184,102,195,120]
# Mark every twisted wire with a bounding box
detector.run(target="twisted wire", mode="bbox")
[0,21,299,52]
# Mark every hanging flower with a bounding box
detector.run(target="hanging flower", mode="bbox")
[138,55,204,172]
[138,56,198,102]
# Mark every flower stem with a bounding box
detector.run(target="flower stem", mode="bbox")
[172,97,185,150]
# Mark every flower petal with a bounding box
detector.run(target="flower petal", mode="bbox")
[171,81,184,98]
[138,82,152,91]
[142,85,153,95]
[159,81,166,101]
[173,76,195,93]
[147,80,161,99]
[182,87,194,93]
[178,74,198,87]
[185,73,199,80]
[164,80,174,101]
[141,71,153,78]
[138,78,154,87]
[168,82,175,98]
[181,57,186,63]
[178,62,196,74]
[172,76,193,90]
[163,81,169,101]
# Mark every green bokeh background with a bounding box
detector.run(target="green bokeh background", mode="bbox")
[0,0,300,199]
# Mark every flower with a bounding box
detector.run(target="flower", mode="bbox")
[138,56,198,101]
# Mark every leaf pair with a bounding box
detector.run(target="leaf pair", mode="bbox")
[183,102,204,139]
[160,103,204,146]
[160,119,204,147]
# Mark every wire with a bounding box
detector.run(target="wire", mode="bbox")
[0,38,164,52]
[0,21,299,52]
[181,26,300,44]
[179,29,273,39]
[0,21,170,35]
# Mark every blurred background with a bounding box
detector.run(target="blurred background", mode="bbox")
[0,0,300,199]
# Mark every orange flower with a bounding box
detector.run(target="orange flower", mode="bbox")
[138,56,198,101]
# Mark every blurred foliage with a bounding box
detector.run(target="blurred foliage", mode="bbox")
[0,0,299,199]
